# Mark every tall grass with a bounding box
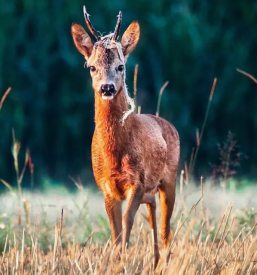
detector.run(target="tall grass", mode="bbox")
[156,81,169,117]
[0,87,11,112]
[1,183,257,274]
[236,69,257,84]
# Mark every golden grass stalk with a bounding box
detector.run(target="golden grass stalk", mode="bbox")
[133,64,139,112]
[200,176,205,221]
[10,129,30,209]
[137,105,141,114]
[27,149,34,189]
[180,170,186,211]
[184,162,189,185]
[0,87,11,111]
[156,81,169,117]
[236,68,257,84]
[0,178,14,192]
[12,129,22,200]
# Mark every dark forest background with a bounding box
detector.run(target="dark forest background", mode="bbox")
[0,0,257,189]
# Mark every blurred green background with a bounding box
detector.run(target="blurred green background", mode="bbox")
[0,0,257,189]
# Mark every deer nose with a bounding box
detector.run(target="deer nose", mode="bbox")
[101,84,115,94]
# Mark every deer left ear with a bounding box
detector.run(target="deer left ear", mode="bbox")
[120,21,140,57]
[71,23,94,60]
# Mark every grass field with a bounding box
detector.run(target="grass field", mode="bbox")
[1,76,257,274]
[1,181,257,274]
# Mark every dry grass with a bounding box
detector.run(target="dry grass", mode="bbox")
[1,74,257,274]
[1,183,257,274]
[0,87,11,112]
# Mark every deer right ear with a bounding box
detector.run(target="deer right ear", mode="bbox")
[120,21,140,57]
[71,23,94,60]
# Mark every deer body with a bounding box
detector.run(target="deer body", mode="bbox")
[93,102,179,197]
[71,7,180,267]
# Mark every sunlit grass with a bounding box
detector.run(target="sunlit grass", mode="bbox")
[1,181,257,274]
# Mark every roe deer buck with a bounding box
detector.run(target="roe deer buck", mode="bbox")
[71,6,180,267]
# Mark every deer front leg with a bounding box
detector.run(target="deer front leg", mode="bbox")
[141,194,160,269]
[104,195,122,244]
[122,185,143,252]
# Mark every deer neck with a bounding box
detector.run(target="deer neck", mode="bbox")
[94,87,131,154]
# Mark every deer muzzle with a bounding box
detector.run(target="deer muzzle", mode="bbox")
[100,84,117,100]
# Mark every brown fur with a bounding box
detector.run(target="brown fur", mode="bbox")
[71,12,180,267]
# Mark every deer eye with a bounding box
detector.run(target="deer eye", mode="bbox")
[117,65,124,72]
[89,66,96,72]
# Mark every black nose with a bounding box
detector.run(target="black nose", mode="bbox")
[101,84,115,95]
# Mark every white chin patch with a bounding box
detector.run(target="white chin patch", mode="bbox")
[102,95,114,100]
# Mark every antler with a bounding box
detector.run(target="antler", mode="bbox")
[112,11,122,41]
[83,6,100,41]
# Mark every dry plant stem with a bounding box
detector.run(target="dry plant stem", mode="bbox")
[236,68,257,84]
[21,228,25,273]
[19,150,29,187]
[223,223,257,268]
[0,87,11,111]
[246,261,254,275]
[201,234,210,274]
[24,213,31,239]
[189,78,217,177]
[221,229,244,269]
[184,162,189,185]
[26,149,34,190]
[0,178,14,192]
[204,203,229,271]
[52,225,58,272]
[156,81,169,117]
[200,176,205,221]
[169,193,204,253]
[137,105,141,114]
[133,64,139,112]
[192,221,205,264]
[196,128,200,147]
[213,205,233,261]
[12,130,20,189]
[240,240,254,274]
[180,170,186,211]
[12,129,23,206]
[59,208,64,237]
[1,234,8,265]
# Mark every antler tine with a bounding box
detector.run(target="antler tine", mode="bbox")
[83,6,100,41]
[112,11,122,41]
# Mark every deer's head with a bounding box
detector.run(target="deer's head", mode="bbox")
[71,7,140,100]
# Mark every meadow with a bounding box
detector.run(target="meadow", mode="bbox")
[1,180,257,274]
[1,70,257,274]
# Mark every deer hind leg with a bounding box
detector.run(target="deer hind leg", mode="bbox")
[141,194,160,269]
[104,195,122,244]
[158,180,176,248]
[122,185,143,253]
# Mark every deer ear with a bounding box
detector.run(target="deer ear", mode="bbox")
[71,23,94,60]
[120,21,140,57]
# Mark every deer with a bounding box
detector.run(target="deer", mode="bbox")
[71,6,180,267]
